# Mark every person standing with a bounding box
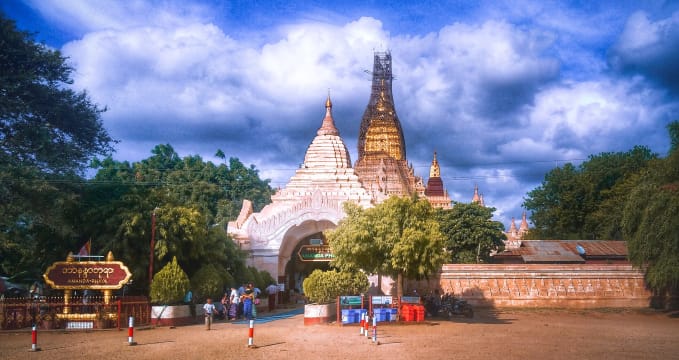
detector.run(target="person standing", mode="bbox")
[237,283,246,318]
[240,286,255,321]
[266,283,278,312]
[220,293,229,320]
[228,286,239,320]
[203,298,217,330]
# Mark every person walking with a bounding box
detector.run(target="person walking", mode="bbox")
[266,283,278,312]
[203,298,217,330]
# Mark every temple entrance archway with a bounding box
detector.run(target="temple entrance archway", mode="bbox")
[277,219,335,300]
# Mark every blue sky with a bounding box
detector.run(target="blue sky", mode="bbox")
[3,0,679,228]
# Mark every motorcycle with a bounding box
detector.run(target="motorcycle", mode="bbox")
[425,292,474,319]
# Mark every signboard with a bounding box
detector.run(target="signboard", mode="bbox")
[298,245,334,262]
[340,296,362,306]
[400,296,421,304]
[371,296,393,305]
[43,261,132,290]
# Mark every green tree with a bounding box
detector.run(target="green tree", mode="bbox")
[524,163,586,239]
[524,147,656,239]
[583,146,657,238]
[623,121,679,307]
[0,15,114,278]
[436,202,506,263]
[0,15,114,173]
[190,263,228,302]
[327,196,446,298]
[79,144,265,293]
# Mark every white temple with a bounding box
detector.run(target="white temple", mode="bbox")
[227,95,373,280]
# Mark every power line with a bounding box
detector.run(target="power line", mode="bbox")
[0,157,598,187]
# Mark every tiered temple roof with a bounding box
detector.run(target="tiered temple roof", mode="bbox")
[424,152,451,208]
[270,95,373,207]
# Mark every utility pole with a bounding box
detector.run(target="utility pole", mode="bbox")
[149,208,158,287]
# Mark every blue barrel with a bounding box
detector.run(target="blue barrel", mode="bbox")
[389,308,397,321]
[341,309,354,324]
[375,308,390,322]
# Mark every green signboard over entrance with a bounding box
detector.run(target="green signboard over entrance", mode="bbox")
[298,245,334,262]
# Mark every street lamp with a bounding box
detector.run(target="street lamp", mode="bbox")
[149,207,159,287]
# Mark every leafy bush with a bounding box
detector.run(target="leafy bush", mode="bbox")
[222,271,235,290]
[150,257,190,305]
[238,266,255,287]
[303,269,369,304]
[259,270,276,288]
[248,266,264,289]
[190,264,226,302]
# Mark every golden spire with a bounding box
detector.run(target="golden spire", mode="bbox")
[325,90,332,108]
[429,151,440,178]
[357,51,406,161]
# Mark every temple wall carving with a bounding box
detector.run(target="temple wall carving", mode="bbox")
[406,264,652,308]
[245,193,345,248]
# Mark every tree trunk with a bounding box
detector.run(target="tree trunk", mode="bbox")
[397,272,403,299]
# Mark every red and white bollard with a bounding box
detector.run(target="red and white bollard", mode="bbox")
[359,312,365,336]
[247,319,256,348]
[128,316,137,346]
[364,314,370,338]
[30,324,41,352]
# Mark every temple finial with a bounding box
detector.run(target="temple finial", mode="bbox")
[326,89,332,109]
[318,92,339,136]
[429,151,440,178]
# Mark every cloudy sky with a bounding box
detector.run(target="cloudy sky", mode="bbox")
[3,0,679,227]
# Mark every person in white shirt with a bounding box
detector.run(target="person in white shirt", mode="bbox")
[203,298,217,330]
[228,286,240,320]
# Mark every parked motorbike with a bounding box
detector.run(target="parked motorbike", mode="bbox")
[425,292,474,319]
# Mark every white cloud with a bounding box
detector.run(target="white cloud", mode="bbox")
[615,11,669,51]
[527,78,661,155]
[42,2,678,227]
[393,19,560,132]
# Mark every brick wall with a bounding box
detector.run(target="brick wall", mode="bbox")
[406,264,652,308]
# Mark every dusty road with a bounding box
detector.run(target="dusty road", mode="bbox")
[1,308,677,360]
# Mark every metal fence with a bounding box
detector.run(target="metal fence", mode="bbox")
[0,295,150,330]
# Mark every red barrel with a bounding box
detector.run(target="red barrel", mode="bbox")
[401,304,413,322]
[415,305,425,322]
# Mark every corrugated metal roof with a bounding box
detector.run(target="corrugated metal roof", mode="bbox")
[559,240,627,257]
[519,241,585,263]
[493,240,628,263]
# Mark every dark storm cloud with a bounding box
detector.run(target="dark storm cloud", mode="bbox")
[609,11,679,94]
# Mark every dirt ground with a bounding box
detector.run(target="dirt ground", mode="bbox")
[1,307,678,360]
